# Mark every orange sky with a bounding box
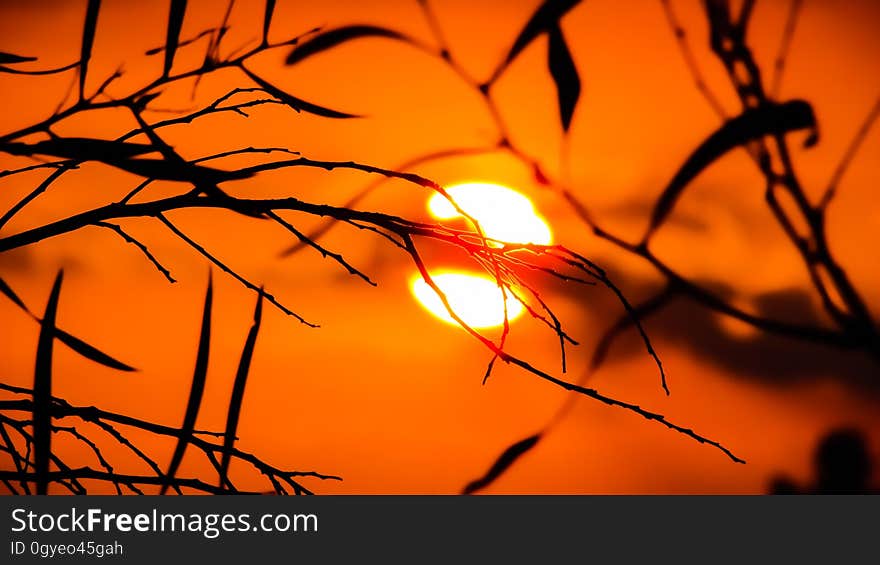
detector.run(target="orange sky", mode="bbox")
[1,0,879,494]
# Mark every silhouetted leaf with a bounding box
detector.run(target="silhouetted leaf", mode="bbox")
[645,99,818,239]
[164,0,187,77]
[285,25,412,66]
[0,139,249,183]
[491,0,581,83]
[33,270,64,495]
[0,276,132,371]
[219,289,264,488]
[7,137,249,182]
[0,276,28,312]
[112,157,253,183]
[262,0,276,45]
[0,61,80,75]
[55,329,136,372]
[0,52,37,64]
[547,23,579,132]
[3,138,156,161]
[241,66,358,119]
[79,0,101,99]
[161,273,212,495]
[462,433,541,494]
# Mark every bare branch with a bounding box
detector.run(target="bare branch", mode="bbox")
[94,221,176,283]
[156,212,318,327]
[659,0,727,119]
[820,94,880,209]
[770,0,804,99]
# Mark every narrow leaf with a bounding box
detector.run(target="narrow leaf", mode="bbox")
[462,434,541,494]
[112,157,252,183]
[0,52,37,64]
[285,25,411,66]
[645,99,818,239]
[491,0,581,83]
[241,66,358,119]
[34,271,64,495]
[219,290,264,488]
[79,0,101,100]
[4,138,157,161]
[0,140,250,183]
[262,0,276,46]
[161,273,212,494]
[0,276,134,371]
[164,0,187,77]
[55,329,136,372]
[547,23,580,132]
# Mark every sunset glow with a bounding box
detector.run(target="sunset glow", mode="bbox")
[427,182,553,245]
[410,272,525,329]
[3,0,876,499]
[412,182,551,329]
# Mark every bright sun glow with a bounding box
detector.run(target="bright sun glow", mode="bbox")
[411,272,525,329]
[413,182,551,329]
[427,182,553,245]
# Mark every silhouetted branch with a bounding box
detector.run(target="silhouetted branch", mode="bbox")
[53,425,127,494]
[94,221,177,283]
[146,28,225,56]
[269,0,880,488]
[0,382,340,495]
[0,160,77,180]
[91,418,181,495]
[470,1,878,362]
[0,165,74,231]
[156,213,318,327]
[266,211,376,286]
[0,421,30,494]
[704,0,878,349]
[279,146,494,257]
[820,94,880,209]
[9,2,837,495]
[0,468,248,495]
[0,61,80,76]
[770,0,804,99]
[591,284,677,372]
[403,231,740,459]
[660,0,727,120]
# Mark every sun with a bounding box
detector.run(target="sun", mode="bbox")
[410,272,525,329]
[411,182,553,329]
[427,182,553,245]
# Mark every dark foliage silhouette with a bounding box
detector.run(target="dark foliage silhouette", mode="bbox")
[770,428,876,494]
[1,0,876,495]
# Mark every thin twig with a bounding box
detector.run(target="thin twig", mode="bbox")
[94,221,176,283]
[820,94,880,209]
[770,0,804,99]
[156,213,318,327]
[660,0,727,119]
